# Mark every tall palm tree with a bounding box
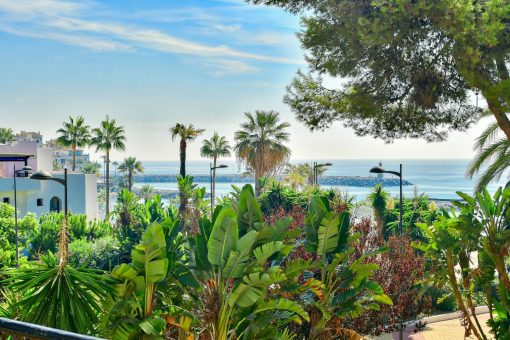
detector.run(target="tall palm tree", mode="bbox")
[90,116,126,218]
[170,123,205,216]
[55,116,90,171]
[118,157,144,192]
[467,118,510,191]
[0,128,14,144]
[112,161,119,178]
[234,111,291,195]
[169,124,205,177]
[200,132,231,210]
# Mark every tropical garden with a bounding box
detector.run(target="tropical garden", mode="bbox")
[1,0,510,339]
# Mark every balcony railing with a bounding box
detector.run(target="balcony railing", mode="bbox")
[0,317,103,340]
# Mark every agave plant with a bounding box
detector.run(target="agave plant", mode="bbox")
[191,185,309,339]
[3,252,114,335]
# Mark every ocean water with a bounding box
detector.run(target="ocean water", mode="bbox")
[133,160,508,201]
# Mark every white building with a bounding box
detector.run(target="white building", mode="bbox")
[14,131,43,147]
[45,138,90,171]
[0,141,97,219]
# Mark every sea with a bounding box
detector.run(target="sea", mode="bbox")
[133,159,508,202]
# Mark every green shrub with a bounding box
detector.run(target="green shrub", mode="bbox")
[426,286,458,312]
[68,236,120,270]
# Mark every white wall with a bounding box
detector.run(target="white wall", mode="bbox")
[36,147,53,172]
[0,172,98,220]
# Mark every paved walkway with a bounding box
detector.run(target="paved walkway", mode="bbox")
[373,313,492,340]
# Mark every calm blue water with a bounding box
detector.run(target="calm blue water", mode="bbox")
[133,160,507,201]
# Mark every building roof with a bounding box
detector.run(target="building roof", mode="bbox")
[0,153,35,162]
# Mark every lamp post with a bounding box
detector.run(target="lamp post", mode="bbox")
[370,163,403,235]
[13,165,33,268]
[31,168,68,225]
[313,162,333,186]
[210,164,228,214]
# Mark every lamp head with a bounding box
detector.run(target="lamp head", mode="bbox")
[15,166,33,173]
[218,164,228,169]
[31,170,53,180]
[369,166,385,174]
[324,162,333,167]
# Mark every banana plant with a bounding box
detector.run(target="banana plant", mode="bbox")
[416,185,510,340]
[103,219,199,339]
[415,211,488,340]
[192,184,309,340]
[302,196,392,339]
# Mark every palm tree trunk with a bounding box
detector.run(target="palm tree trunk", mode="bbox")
[106,150,110,219]
[212,156,217,208]
[72,144,76,172]
[180,139,186,177]
[128,171,133,192]
[254,167,261,196]
[179,138,187,223]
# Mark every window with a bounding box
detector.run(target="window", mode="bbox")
[50,196,62,212]
[37,198,43,207]
[3,197,9,204]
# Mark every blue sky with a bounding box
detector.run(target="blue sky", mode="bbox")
[0,0,490,162]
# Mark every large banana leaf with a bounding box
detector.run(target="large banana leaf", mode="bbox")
[222,230,257,278]
[335,211,351,252]
[256,217,293,245]
[229,269,286,308]
[207,207,238,267]
[305,196,330,252]
[237,184,263,235]
[253,241,284,265]
[253,298,310,324]
[317,212,339,256]
[132,224,169,284]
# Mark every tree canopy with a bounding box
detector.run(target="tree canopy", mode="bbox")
[251,0,510,142]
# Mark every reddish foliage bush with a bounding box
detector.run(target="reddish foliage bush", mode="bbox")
[348,220,431,335]
[264,205,306,232]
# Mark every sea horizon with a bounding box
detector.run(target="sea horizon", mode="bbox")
[131,159,508,201]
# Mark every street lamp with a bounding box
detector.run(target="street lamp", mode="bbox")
[210,164,228,213]
[31,168,68,225]
[313,162,333,186]
[370,164,403,235]
[13,165,33,268]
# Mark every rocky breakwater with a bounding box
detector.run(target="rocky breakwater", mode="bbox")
[134,174,412,188]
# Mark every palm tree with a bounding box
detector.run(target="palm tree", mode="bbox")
[170,123,205,216]
[368,184,389,237]
[112,161,119,177]
[90,116,126,218]
[200,132,231,210]
[467,118,510,191]
[234,111,291,195]
[118,157,144,192]
[81,161,101,177]
[55,116,91,172]
[169,124,205,177]
[0,128,14,144]
[138,184,154,202]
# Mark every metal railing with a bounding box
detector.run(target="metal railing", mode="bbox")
[0,318,103,340]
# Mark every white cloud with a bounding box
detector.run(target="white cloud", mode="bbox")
[0,0,303,74]
[205,59,259,76]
